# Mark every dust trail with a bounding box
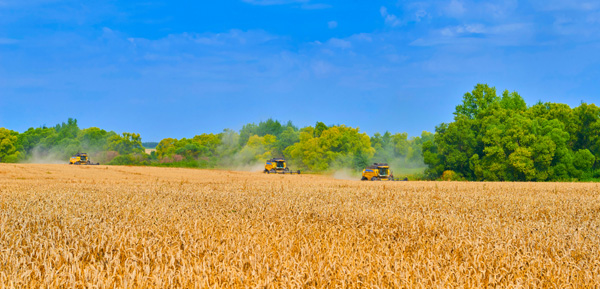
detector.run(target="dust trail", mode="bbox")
[215,129,280,173]
[22,146,105,165]
[24,147,68,164]
[231,163,265,172]
[332,169,360,181]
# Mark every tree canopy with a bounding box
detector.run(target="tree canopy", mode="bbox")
[423,84,600,181]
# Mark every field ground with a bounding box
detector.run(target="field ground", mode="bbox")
[1,164,600,288]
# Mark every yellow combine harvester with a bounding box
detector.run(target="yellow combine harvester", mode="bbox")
[361,163,402,181]
[69,153,99,165]
[264,158,300,174]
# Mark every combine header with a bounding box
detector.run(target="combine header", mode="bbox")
[264,158,300,174]
[69,153,99,165]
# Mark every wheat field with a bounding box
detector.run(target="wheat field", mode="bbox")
[1,164,599,288]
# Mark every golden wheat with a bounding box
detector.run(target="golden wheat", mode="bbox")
[1,164,599,288]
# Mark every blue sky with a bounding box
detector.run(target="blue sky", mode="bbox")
[1,0,599,141]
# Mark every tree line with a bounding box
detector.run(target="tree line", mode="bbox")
[2,83,598,181]
[0,118,428,175]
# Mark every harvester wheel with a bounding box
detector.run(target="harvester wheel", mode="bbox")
[297,170,301,174]
[371,177,379,181]
[284,167,290,172]
[270,169,276,174]
[361,177,368,181]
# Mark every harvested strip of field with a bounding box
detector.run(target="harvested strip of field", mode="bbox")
[1,164,600,288]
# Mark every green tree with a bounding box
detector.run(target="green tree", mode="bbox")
[287,125,374,171]
[314,121,328,138]
[236,134,277,164]
[239,123,259,146]
[16,126,56,154]
[573,149,595,172]
[256,119,284,138]
[425,84,600,181]
[275,126,300,157]
[0,128,20,162]
[423,138,444,179]
[79,127,114,151]
[454,84,499,119]
[107,133,144,155]
[156,138,178,159]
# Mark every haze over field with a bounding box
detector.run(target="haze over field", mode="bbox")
[1,1,600,140]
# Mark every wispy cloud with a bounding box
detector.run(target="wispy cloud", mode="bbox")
[444,0,466,17]
[301,3,331,10]
[326,38,351,49]
[241,0,308,5]
[124,29,282,62]
[0,0,63,7]
[380,6,403,27]
[380,4,430,28]
[0,37,18,44]
[530,0,600,12]
[411,22,534,47]
[241,0,330,9]
[440,24,486,37]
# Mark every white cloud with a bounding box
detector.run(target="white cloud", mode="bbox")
[327,38,351,49]
[587,12,600,24]
[0,0,62,7]
[531,0,600,11]
[445,0,466,17]
[380,4,430,27]
[349,33,372,43]
[241,0,330,9]
[301,3,331,9]
[415,9,428,22]
[241,0,307,5]
[411,22,534,47]
[310,60,334,77]
[328,21,338,29]
[380,6,402,27]
[119,29,283,65]
[0,37,18,44]
[440,24,486,37]
[412,0,518,22]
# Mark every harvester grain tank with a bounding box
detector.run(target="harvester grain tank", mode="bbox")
[361,163,395,181]
[69,153,99,165]
[264,158,300,174]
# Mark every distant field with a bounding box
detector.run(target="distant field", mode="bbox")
[1,164,599,287]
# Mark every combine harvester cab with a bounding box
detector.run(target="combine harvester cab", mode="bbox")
[69,153,99,165]
[264,158,300,174]
[361,163,406,181]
